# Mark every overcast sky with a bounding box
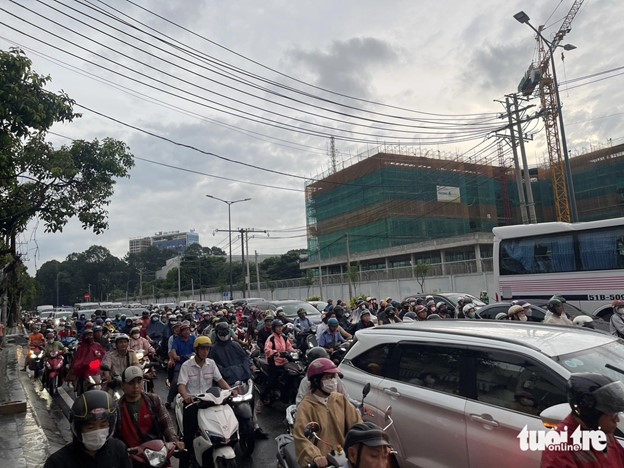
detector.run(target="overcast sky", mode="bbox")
[2,0,622,274]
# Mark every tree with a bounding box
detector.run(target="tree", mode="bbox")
[0,49,134,324]
[414,262,430,293]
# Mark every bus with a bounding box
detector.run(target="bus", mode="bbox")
[493,217,624,315]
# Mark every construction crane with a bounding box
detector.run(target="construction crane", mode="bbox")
[517,1,584,222]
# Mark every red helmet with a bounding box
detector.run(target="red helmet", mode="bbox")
[613,300,624,308]
[307,358,339,379]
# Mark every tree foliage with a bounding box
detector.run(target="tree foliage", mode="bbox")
[0,49,134,324]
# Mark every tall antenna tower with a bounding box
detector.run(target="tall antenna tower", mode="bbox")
[329,136,337,174]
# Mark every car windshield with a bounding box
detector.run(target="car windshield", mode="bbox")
[556,341,624,385]
[445,293,486,307]
[278,302,321,317]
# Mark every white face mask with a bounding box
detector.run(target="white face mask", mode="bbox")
[131,333,140,340]
[519,315,528,322]
[321,378,338,394]
[82,427,109,451]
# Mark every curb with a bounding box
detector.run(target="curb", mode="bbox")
[0,337,27,414]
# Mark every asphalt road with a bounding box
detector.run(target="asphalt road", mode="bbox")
[26,360,287,468]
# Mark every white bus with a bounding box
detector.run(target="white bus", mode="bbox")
[493,217,624,315]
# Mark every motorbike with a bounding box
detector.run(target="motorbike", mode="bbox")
[174,387,239,468]
[75,359,103,396]
[44,350,64,396]
[27,345,45,379]
[60,336,78,370]
[229,379,255,458]
[128,439,178,468]
[253,349,305,406]
[136,349,156,393]
[329,339,353,365]
[295,326,318,354]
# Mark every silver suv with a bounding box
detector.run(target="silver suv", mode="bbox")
[339,321,624,467]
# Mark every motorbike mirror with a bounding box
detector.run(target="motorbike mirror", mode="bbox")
[250,348,260,358]
[362,383,371,399]
[383,406,394,431]
[100,364,111,372]
[304,422,321,439]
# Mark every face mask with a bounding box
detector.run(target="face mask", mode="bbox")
[467,312,476,318]
[131,333,140,340]
[321,378,338,394]
[519,315,528,322]
[84,336,93,343]
[360,305,366,310]
[218,333,229,342]
[82,427,109,451]
[151,318,158,323]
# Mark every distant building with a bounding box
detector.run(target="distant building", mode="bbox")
[300,142,624,278]
[129,230,200,255]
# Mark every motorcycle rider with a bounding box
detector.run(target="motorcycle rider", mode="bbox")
[43,390,130,468]
[146,314,166,344]
[353,309,375,333]
[544,298,573,325]
[209,322,269,439]
[23,324,45,371]
[256,313,274,351]
[166,321,195,409]
[101,334,140,390]
[294,358,362,468]
[296,347,350,405]
[610,300,624,338]
[541,373,624,467]
[262,319,294,402]
[68,329,106,395]
[128,326,155,356]
[92,325,109,351]
[58,323,76,339]
[318,318,345,354]
[293,308,313,349]
[177,336,236,468]
[344,422,393,468]
[114,366,184,458]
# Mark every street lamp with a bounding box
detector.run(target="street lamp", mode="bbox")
[206,195,251,300]
[514,10,579,222]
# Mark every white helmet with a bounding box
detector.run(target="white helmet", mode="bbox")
[573,315,594,328]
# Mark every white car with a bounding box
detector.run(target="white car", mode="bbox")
[339,321,624,467]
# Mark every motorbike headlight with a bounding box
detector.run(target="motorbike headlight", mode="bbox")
[144,447,167,467]
[231,393,253,403]
[136,352,144,360]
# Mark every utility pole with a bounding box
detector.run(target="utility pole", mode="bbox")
[505,96,529,224]
[513,94,537,223]
[255,250,261,294]
[345,233,353,299]
[177,255,181,301]
[318,245,323,300]
[239,229,246,298]
[138,269,144,303]
[245,231,251,297]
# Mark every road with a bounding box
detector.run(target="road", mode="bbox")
[24,358,287,467]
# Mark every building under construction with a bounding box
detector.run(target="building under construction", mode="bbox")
[300,142,624,277]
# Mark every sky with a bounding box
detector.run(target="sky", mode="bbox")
[1,0,622,275]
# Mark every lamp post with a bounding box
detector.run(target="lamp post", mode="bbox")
[514,10,579,223]
[206,195,251,300]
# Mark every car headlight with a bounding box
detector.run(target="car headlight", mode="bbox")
[144,447,167,467]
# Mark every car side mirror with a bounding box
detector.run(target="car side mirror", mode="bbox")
[539,403,569,429]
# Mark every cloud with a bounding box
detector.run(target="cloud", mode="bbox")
[286,37,399,98]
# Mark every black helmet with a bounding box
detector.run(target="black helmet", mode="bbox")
[70,390,117,442]
[215,322,230,340]
[344,421,391,466]
[120,314,126,320]
[271,319,284,332]
[306,346,329,364]
[567,373,624,429]
[547,298,563,312]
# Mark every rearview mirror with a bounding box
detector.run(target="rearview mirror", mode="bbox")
[539,403,569,429]
[362,383,371,399]
[304,422,321,439]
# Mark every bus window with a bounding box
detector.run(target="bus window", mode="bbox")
[578,227,624,271]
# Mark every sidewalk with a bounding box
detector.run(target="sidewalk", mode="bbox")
[0,326,65,468]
